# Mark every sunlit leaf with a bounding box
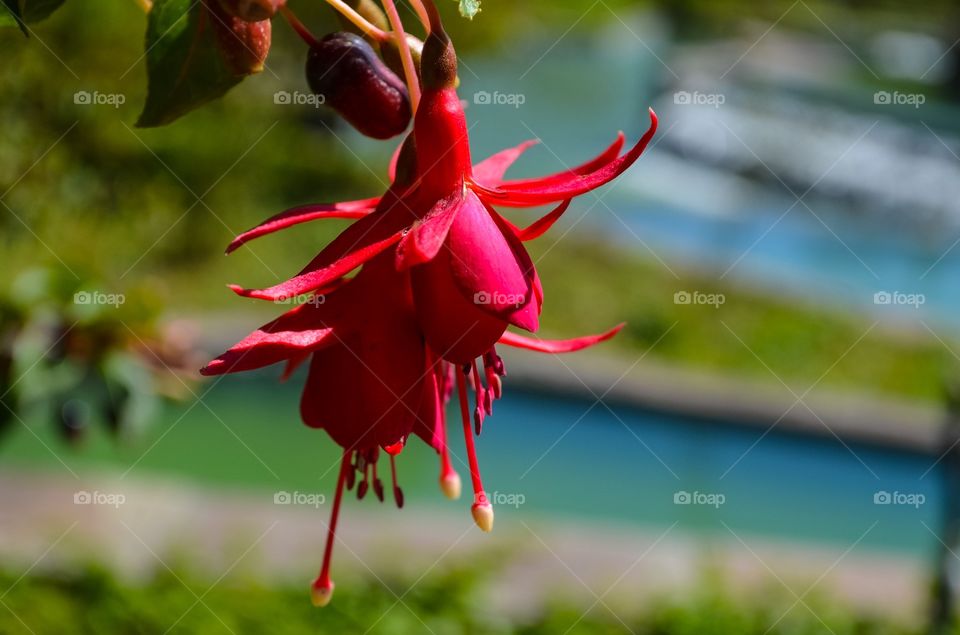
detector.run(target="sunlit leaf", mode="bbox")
[137,0,246,127]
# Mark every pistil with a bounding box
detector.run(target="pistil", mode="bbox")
[457,370,493,532]
[311,450,351,607]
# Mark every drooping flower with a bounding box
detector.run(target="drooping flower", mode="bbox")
[205,0,655,607]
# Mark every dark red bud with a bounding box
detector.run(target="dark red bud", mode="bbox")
[420,29,457,90]
[210,2,271,76]
[373,478,384,502]
[306,32,411,139]
[216,0,281,22]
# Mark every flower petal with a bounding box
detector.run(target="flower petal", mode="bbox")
[411,249,510,365]
[226,198,378,254]
[471,139,539,185]
[395,186,466,270]
[498,323,625,353]
[300,317,426,451]
[497,199,571,241]
[200,302,338,376]
[473,109,657,208]
[442,195,538,330]
[229,196,412,302]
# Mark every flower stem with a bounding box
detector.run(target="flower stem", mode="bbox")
[406,0,432,31]
[280,5,319,48]
[380,0,421,111]
[324,0,390,42]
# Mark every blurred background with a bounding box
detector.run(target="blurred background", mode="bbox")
[3,0,960,632]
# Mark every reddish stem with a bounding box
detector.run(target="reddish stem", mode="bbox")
[280,5,319,47]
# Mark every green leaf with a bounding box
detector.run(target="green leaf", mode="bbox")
[1,0,28,35]
[136,0,244,128]
[1,0,67,33]
[457,0,480,19]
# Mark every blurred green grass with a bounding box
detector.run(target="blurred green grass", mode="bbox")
[0,563,920,634]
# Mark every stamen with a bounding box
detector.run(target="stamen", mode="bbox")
[471,359,485,435]
[438,404,461,500]
[372,458,385,503]
[357,458,370,500]
[345,451,357,491]
[311,450,350,607]
[389,454,404,508]
[457,371,493,532]
[483,351,503,400]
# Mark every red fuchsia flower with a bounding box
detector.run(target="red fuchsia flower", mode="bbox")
[205,0,656,607]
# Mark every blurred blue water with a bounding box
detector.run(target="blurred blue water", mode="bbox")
[455,22,960,327]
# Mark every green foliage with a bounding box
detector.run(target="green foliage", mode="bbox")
[0,564,931,634]
[138,0,245,127]
[0,0,66,34]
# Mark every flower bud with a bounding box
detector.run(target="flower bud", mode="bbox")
[420,29,457,90]
[216,0,280,22]
[306,32,411,140]
[210,2,271,76]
